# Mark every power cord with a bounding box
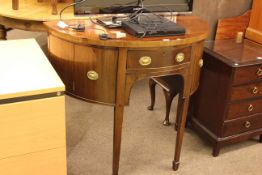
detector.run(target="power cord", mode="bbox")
[59,0,87,21]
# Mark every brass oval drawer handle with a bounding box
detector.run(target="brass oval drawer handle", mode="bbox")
[139,56,152,66]
[87,70,99,80]
[199,59,204,67]
[248,104,254,112]
[175,53,185,63]
[244,121,251,128]
[257,68,262,76]
[252,86,259,94]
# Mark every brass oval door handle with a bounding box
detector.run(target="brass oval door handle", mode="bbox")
[257,68,262,76]
[252,86,259,94]
[199,59,204,67]
[175,53,185,63]
[87,70,99,80]
[248,104,254,112]
[244,121,251,128]
[139,56,152,66]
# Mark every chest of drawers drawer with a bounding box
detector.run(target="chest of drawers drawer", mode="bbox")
[223,114,262,137]
[233,65,262,85]
[230,82,262,101]
[126,46,191,70]
[226,98,262,120]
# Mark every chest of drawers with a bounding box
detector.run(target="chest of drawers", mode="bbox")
[191,39,262,156]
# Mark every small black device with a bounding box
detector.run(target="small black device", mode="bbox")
[72,24,85,32]
[96,18,122,28]
[99,33,111,40]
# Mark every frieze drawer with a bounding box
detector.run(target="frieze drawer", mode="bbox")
[126,47,191,70]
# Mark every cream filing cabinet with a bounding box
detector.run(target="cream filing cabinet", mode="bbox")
[0,39,67,175]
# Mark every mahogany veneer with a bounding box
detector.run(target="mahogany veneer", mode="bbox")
[191,39,262,156]
[45,16,209,175]
[246,0,262,45]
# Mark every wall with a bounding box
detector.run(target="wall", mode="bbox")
[193,0,252,40]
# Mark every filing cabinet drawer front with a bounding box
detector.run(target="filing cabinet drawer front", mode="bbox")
[0,96,66,159]
[227,98,262,120]
[74,45,118,104]
[223,114,262,137]
[126,47,191,70]
[233,65,262,85]
[0,147,67,175]
[230,82,262,101]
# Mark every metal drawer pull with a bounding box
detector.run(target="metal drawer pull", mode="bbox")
[199,59,204,67]
[175,53,185,63]
[244,121,251,128]
[257,68,262,76]
[139,56,152,66]
[248,104,254,112]
[87,70,99,80]
[252,86,259,94]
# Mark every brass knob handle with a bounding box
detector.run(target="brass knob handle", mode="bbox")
[139,56,152,66]
[248,104,254,112]
[87,70,99,80]
[257,68,262,76]
[175,53,185,63]
[199,59,204,67]
[244,121,251,128]
[252,86,259,94]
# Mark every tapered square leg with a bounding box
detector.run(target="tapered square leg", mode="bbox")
[212,143,220,157]
[173,97,190,171]
[113,105,124,175]
[51,0,58,15]
[12,0,19,10]
[0,25,7,40]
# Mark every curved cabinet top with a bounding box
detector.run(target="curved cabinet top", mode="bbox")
[44,16,209,48]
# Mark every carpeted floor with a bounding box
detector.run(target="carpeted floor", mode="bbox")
[7,30,262,175]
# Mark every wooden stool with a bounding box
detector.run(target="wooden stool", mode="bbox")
[148,76,183,128]
[12,0,65,15]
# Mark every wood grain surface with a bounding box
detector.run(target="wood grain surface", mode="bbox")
[0,39,64,99]
[44,16,209,48]
[0,147,67,175]
[246,0,262,44]
[0,96,66,159]
[215,11,251,40]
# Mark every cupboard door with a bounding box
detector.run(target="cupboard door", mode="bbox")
[48,35,74,92]
[74,45,118,104]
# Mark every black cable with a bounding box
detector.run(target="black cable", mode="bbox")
[59,0,87,21]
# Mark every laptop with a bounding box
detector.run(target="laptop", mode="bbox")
[121,14,186,37]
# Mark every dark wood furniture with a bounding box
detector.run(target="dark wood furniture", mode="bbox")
[148,76,183,127]
[246,0,262,45]
[191,39,262,156]
[44,16,208,175]
[191,0,262,157]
